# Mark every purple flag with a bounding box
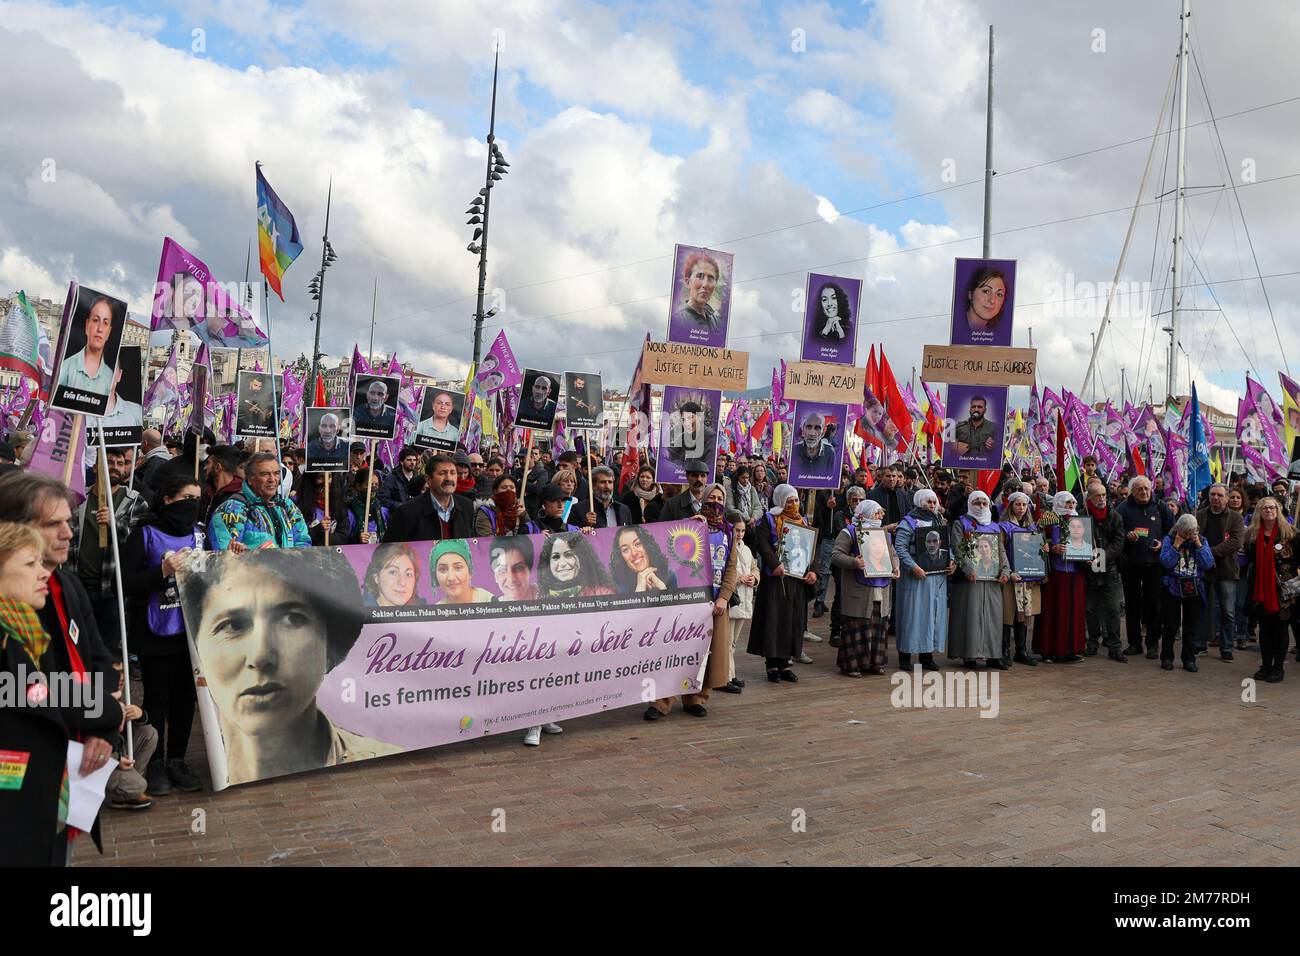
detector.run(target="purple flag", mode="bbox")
[28,408,86,504]
[474,330,522,395]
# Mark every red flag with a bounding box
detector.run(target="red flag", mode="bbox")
[314,372,326,407]
[1128,438,1147,478]
[878,350,911,452]
[619,447,639,491]
[750,407,771,441]
[977,469,1002,498]
[865,345,880,397]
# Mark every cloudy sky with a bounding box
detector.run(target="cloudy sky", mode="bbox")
[1,0,1297,413]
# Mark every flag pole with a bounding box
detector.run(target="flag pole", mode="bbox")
[323,472,331,546]
[262,278,285,453]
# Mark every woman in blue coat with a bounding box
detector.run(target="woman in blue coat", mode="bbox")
[893,488,955,671]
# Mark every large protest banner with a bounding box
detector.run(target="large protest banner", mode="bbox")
[176,521,715,790]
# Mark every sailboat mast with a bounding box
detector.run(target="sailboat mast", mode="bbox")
[1167,0,1190,402]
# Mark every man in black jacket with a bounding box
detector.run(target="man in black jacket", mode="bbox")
[1117,475,1174,658]
[660,460,710,520]
[1082,479,1127,661]
[378,446,422,511]
[867,464,909,532]
[574,465,632,529]
[383,453,476,543]
[0,469,124,865]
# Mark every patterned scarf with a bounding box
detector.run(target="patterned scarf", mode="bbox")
[0,595,50,663]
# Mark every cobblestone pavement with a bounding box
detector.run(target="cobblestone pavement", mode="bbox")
[78,618,1300,866]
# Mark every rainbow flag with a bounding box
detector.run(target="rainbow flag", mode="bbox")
[255,163,303,300]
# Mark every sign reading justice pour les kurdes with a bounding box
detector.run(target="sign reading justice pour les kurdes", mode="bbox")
[177,522,716,790]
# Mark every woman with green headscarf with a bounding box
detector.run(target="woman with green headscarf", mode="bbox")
[431,540,493,605]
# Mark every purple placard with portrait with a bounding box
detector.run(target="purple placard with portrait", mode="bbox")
[941,384,1008,470]
[473,330,521,395]
[949,257,1016,347]
[800,273,861,365]
[666,244,734,348]
[655,385,721,486]
[786,399,847,489]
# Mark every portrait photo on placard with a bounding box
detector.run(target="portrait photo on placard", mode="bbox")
[780,524,818,579]
[942,384,1008,471]
[800,273,861,365]
[352,374,400,440]
[655,385,720,486]
[1009,532,1047,580]
[914,524,950,574]
[969,531,1003,582]
[414,387,464,451]
[152,236,268,349]
[1062,514,1095,561]
[949,257,1016,348]
[236,370,278,438]
[304,406,351,472]
[857,527,894,577]
[667,244,733,348]
[564,371,604,430]
[98,345,144,446]
[515,368,562,431]
[51,285,128,417]
[786,399,846,489]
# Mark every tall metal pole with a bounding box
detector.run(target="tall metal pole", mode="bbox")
[368,277,378,364]
[1167,0,1190,402]
[472,52,500,367]
[309,178,333,393]
[982,25,994,258]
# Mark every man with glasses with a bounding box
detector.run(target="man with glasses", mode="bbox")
[1083,479,1127,662]
[1195,483,1245,661]
[468,453,491,499]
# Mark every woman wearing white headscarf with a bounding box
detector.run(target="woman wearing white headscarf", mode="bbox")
[893,487,955,670]
[948,490,1011,668]
[1036,491,1087,662]
[831,499,899,674]
[746,484,819,682]
[828,484,868,648]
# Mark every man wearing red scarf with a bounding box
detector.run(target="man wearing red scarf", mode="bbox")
[1082,479,1127,661]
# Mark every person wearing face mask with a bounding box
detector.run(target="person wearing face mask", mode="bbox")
[119,472,206,796]
[893,488,956,671]
[831,499,900,675]
[947,490,1010,669]
[1037,492,1088,663]
[746,484,819,683]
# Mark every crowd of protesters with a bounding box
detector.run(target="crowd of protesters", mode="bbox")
[3,422,1297,866]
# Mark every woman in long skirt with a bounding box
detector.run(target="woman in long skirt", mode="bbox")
[831,500,899,675]
[948,490,1010,668]
[1036,491,1087,663]
[999,491,1043,665]
[746,484,818,683]
[893,488,955,671]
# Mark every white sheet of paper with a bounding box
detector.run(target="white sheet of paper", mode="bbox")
[65,740,115,831]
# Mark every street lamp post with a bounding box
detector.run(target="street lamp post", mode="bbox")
[307,179,337,392]
[468,50,510,367]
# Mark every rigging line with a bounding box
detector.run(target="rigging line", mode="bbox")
[423,170,1300,343]
[1136,95,1179,401]
[1080,59,1177,399]
[398,268,1300,378]
[373,90,1300,330]
[1190,42,1289,375]
[1183,220,1262,385]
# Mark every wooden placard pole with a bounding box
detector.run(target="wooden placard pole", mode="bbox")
[62,414,83,485]
[323,472,331,546]
[517,430,536,505]
[362,439,376,543]
[97,420,134,761]
[586,430,595,519]
[96,443,109,549]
